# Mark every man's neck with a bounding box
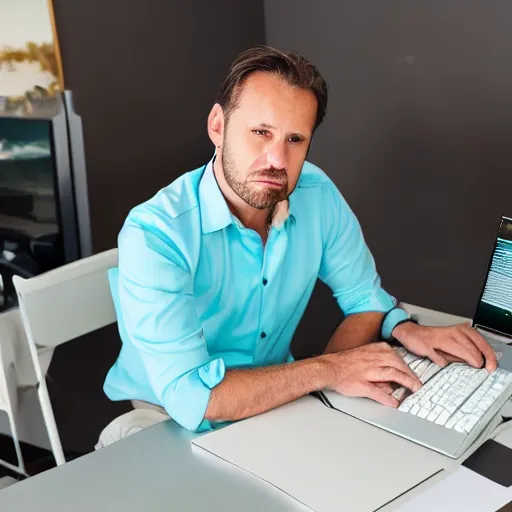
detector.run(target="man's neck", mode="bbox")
[229,203,272,240]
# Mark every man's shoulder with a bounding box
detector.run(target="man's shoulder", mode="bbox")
[126,165,205,226]
[297,160,335,189]
[120,165,206,262]
[293,161,352,219]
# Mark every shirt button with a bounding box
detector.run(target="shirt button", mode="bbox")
[262,278,268,286]
[260,332,267,339]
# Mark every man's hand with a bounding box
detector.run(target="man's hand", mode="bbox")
[322,342,422,408]
[392,321,498,372]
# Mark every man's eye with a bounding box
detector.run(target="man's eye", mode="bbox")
[252,129,268,136]
[288,135,304,144]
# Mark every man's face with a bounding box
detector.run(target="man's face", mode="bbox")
[220,72,317,210]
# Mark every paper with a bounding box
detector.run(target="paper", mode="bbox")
[396,466,512,512]
[192,396,446,512]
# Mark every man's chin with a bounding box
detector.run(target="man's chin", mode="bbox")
[243,188,287,209]
[245,194,284,210]
[246,201,277,210]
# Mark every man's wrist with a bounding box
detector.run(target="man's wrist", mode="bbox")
[391,319,420,343]
[381,307,411,340]
[314,354,337,391]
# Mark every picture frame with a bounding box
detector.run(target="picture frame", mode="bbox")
[0,0,65,119]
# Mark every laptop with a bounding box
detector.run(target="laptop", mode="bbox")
[319,216,512,459]
[473,216,512,344]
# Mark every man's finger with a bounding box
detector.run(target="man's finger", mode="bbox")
[367,367,421,393]
[427,349,449,368]
[374,382,394,394]
[382,350,423,390]
[455,330,485,368]
[361,382,399,408]
[434,333,483,368]
[437,350,465,364]
[462,324,498,372]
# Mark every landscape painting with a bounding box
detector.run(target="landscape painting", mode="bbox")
[0,0,64,118]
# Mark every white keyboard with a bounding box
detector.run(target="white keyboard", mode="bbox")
[393,347,512,435]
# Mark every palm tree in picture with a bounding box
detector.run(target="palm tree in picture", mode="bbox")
[0,41,60,94]
[0,41,60,114]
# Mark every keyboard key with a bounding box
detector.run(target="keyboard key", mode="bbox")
[446,410,464,429]
[427,404,443,422]
[435,409,451,426]
[421,362,442,383]
[395,348,512,436]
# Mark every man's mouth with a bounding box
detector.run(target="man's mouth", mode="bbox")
[252,177,286,188]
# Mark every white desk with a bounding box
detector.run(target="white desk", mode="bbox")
[0,418,306,512]
[0,401,509,512]
[0,303,504,511]
[401,301,471,327]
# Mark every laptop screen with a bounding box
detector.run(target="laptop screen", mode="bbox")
[473,217,512,338]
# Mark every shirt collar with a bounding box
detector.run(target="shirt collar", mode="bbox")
[198,154,295,234]
[199,156,233,234]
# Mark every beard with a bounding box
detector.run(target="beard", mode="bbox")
[222,139,289,210]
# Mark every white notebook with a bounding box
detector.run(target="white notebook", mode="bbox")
[396,466,512,512]
[192,396,447,512]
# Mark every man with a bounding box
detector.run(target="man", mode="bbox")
[100,45,497,440]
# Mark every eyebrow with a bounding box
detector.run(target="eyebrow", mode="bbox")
[255,123,308,139]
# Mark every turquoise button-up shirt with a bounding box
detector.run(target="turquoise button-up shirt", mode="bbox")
[104,157,407,432]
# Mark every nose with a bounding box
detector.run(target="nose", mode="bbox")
[266,141,287,170]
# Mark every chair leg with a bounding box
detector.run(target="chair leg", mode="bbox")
[37,379,65,466]
[0,411,28,477]
[18,303,66,467]
[6,411,27,476]
[0,457,26,477]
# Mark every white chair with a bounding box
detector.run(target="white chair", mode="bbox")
[0,308,27,476]
[0,306,63,476]
[12,248,118,466]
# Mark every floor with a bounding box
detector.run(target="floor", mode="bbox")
[0,432,84,482]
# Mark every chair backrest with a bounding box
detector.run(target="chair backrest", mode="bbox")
[12,249,118,348]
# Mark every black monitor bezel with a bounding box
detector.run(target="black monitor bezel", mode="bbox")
[52,96,80,262]
[472,216,512,339]
[0,91,88,264]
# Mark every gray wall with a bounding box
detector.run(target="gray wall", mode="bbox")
[54,0,265,252]
[30,0,512,453]
[265,0,512,320]
[46,0,265,453]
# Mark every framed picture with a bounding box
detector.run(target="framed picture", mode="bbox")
[0,0,64,118]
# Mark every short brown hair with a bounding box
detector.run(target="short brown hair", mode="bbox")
[216,45,328,131]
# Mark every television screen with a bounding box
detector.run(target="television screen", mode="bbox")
[0,116,64,310]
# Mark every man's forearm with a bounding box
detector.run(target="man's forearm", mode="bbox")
[204,312,384,424]
[323,311,384,354]
[204,357,330,423]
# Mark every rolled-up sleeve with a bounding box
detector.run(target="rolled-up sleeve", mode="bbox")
[318,181,398,316]
[117,221,225,431]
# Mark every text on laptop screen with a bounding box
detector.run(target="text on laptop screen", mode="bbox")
[473,217,512,337]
